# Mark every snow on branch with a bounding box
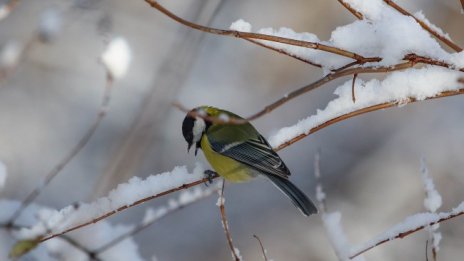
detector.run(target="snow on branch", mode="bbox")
[349,202,464,259]
[269,66,464,148]
[16,164,205,242]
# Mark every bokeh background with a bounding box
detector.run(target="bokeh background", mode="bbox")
[0,0,463,260]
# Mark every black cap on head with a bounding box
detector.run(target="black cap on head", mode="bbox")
[182,113,195,152]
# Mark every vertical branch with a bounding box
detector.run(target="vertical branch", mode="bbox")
[351,73,358,103]
[253,234,269,261]
[6,74,114,226]
[218,180,241,261]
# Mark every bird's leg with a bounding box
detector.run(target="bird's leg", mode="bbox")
[203,170,217,186]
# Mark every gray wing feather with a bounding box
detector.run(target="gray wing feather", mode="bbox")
[210,135,291,179]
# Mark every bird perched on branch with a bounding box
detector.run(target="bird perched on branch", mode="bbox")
[182,106,317,216]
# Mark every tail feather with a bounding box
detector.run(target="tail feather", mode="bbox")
[266,175,318,217]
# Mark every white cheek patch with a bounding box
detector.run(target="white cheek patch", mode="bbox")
[192,117,206,143]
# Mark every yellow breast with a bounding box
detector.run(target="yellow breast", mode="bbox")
[201,135,255,183]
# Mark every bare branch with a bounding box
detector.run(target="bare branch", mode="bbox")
[144,0,378,62]
[337,0,364,19]
[383,0,463,52]
[244,38,323,68]
[6,74,114,227]
[351,73,358,103]
[218,181,241,261]
[253,235,269,261]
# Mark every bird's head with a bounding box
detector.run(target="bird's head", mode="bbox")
[182,106,217,155]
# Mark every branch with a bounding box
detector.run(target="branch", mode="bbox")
[144,0,378,63]
[218,181,241,261]
[38,171,219,243]
[253,235,269,261]
[383,0,463,52]
[6,74,114,226]
[244,38,323,68]
[275,88,464,150]
[92,186,219,255]
[336,0,364,19]
[350,203,464,259]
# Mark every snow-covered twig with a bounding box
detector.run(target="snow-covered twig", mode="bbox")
[420,159,442,260]
[15,164,205,243]
[382,0,462,52]
[270,69,464,149]
[144,0,378,63]
[349,202,464,259]
[217,180,241,261]
[92,185,219,256]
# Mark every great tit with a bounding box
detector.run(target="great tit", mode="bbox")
[182,106,317,216]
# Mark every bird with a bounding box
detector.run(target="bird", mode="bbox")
[181,105,317,216]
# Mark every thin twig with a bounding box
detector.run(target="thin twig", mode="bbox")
[144,0,378,62]
[244,38,323,68]
[253,235,269,261]
[337,0,364,19]
[218,180,240,261]
[351,73,358,103]
[426,239,429,261]
[350,207,464,259]
[92,186,219,255]
[6,74,114,226]
[383,0,462,52]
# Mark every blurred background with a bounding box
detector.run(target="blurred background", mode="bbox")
[0,0,463,260]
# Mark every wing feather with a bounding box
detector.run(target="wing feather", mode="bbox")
[210,134,291,179]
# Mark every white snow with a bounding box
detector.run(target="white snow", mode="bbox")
[0,161,6,189]
[16,163,205,239]
[420,158,442,212]
[230,19,252,32]
[350,202,464,257]
[269,66,463,148]
[0,40,23,68]
[322,212,364,261]
[229,0,464,70]
[101,37,132,80]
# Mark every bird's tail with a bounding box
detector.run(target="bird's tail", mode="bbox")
[266,175,318,217]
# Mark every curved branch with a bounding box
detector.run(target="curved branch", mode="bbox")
[144,0,378,62]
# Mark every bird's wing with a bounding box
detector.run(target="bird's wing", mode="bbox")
[209,133,291,179]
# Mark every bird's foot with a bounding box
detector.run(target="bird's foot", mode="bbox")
[203,170,217,186]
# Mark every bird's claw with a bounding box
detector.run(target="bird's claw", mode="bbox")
[203,170,217,186]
